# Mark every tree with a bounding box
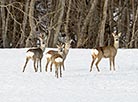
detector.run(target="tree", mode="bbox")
[53,0,65,47]
[98,0,109,46]
[0,0,138,48]
[1,0,9,47]
[77,0,98,47]
[130,5,138,48]
[18,0,30,48]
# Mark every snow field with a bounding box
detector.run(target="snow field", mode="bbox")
[0,48,138,102]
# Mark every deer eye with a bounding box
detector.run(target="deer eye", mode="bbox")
[115,39,118,41]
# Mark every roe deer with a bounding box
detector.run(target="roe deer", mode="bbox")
[50,45,65,78]
[22,33,47,72]
[90,32,121,72]
[45,41,70,72]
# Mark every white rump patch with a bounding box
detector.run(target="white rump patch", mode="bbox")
[91,49,99,55]
[55,57,63,63]
[26,51,34,58]
[46,53,52,58]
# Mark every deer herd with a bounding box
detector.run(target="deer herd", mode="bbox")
[22,32,121,78]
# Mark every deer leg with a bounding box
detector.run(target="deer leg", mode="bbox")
[113,57,115,71]
[50,62,53,72]
[95,57,102,72]
[45,59,50,72]
[55,65,58,78]
[23,58,29,72]
[57,67,59,78]
[54,64,56,77]
[110,57,115,71]
[90,57,96,72]
[62,61,65,71]
[36,60,39,70]
[60,63,62,77]
[40,59,42,72]
[34,59,37,72]
[109,57,112,71]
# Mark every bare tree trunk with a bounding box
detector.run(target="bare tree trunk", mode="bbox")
[1,0,6,47]
[25,0,36,47]
[4,2,11,47]
[109,0,113,33]
[130,6,138,48]
[108,0,114,46]
[125,1,131,48]
[98,0,109,46]
[17,0,30,48]
[77,0,98,47]
[64,0,72,40]
[12,18,17,47]
[1,0,9,48]
[53,0,65,47]
[117,0,122,34]
[46,0,52,47]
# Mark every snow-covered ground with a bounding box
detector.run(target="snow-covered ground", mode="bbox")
[0,48,138,102]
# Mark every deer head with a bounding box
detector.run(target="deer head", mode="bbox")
[112,32,121,49]
[37,32,47,52]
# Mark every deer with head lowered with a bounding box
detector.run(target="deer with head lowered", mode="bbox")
[45,41,70,72]
[22,33,47,72]
[90,32,121,72]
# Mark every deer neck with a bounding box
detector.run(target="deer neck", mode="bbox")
[64,48,69,55]
[114,40,119,49]
[57,50,67,60]
[40,43,46,52]
[63,46,70,59]
[58,51,64,58]
[64,43,70,55]
[38,33,47,52]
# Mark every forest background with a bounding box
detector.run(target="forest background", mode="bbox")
[0,0,138,48]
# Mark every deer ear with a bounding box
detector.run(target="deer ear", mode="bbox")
[62,43,65,48]
[112,33,115,37]
[118,32,121,37]
[56,44,59,48]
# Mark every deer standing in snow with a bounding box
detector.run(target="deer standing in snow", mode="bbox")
[45,41,70,72]
[22,33,47,72]
[49,44,65,78]
[90,32,121,72]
